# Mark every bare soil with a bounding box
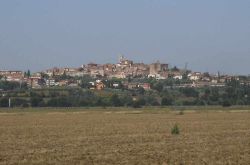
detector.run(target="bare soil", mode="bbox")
[0,109,249,165]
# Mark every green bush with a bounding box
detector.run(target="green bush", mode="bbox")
[132,101,142,108]
[161,97,173,106]
[178,111,184,115]
[12,98,28,107]
[0,98,9,107]
[31,97,43,107]
[171,124,180,135]
[222,100,232,107]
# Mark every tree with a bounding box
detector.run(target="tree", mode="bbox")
[171,66,180,72]
[182,72,188,80]
[95,97,105,106]
[41,72,49,79]
[203,72,210,78]
[132,101,142,108]
[120,95,133,106]
[110,94,122,107]
[209,88,220,102]
[180,87,199,98]
[0,98,9,107]
[0,81,20,90]
[27,70,31,78]
[137,97,146,106]
[161,97,173,106]
[12,98,29,107]
[137,87,145,95]
[47,97,72,107]
[222,99,232,107]
[31,97,43,107]
[153,82,163,92]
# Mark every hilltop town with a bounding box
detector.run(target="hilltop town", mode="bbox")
[1,56,249,90]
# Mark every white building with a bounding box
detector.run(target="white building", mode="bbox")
[46,79,56,87]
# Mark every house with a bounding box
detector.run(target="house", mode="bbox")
[127,83,139,89]
[139,83,151,90]
[0,70,23,76]
[88,82,96,90]
[173,74,183,80]
[118,55,133,67]
[58,80,69,86]
[188,72,202,81]
[6,75,24,82]
[112,83,120,88]
[109,72,126,79]
[0,70,24,82]
[68,83,79,88]
[63,68,85,77]
[46,79,56,87]
[211,79,218,84]
[96,82,105,90]
[44,67,64,77]
[202,76,211,82]
[87,64,105,78]
[28,77,44,88]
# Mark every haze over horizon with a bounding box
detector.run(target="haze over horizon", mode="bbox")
[0,0,250,75]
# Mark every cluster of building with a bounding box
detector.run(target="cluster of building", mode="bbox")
[42,56,169,79]
[1,56,249,90]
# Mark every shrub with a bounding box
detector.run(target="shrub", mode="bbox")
[0,98,9,107]
[171,124,180,135]
[180,87,199,98]
[132,101,142,108]
[178,111,184,115]
[161,97,173,106]
[110,94,123,107]
[12,98,28,107]
[222,100,232,107]
[30,97,43,107]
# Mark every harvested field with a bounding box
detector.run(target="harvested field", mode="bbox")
[0,109,249,165]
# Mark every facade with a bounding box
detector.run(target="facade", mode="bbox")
[96,82,105,90]
[188,72,202,81]
[149,62,168,77]
[46,79,56,87]
[28,77,44,88]
[0,70,24,82]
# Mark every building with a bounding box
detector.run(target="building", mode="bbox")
[46,79,56,87]
[139,83,151,90]
[118,55,133,67]
[96,82,105,90]
[28,77,44,88]
[0,70,24,82]
[0,70,23,76]
[188,72,202,81]
[149,61,168,76]
[173,74,183,80]
[44,67,64,77]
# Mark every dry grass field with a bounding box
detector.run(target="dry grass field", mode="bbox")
[0,108,249,165]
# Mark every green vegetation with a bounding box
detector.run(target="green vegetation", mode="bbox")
[0,81,27,91]
[1,78,250,108]
[178,111,184,115]
[171,124,180,135]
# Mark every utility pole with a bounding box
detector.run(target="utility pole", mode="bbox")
[218,71,221,83]
[19,78,22,89]
[8,98,11,108]
[184,62,188,72]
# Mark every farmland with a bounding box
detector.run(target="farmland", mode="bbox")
[0,108,250,165]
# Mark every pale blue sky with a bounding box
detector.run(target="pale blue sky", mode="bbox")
[0,0,250,74]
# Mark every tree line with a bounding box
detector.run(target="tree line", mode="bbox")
[1,78,250,108]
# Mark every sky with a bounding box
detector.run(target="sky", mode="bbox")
[0,0,250,75]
